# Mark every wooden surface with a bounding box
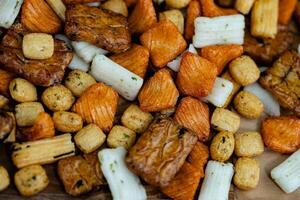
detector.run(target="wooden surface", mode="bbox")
[0,143,235,200]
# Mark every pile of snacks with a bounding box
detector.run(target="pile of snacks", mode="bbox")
[0,0,299,199]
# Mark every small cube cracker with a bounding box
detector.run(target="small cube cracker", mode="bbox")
[229,55,260,86]
[235,131,264,157]
[211,108,240,133]
[64,70,96,97]
[234,157,260,190]
[107,125,136,149]
[22,33,54,60]
[121,104,153,133]
[74,124,106,154]
[53,111,83,133]
[14,165,49,196]
[9,78,37,103]
[234,91,264,119]
[210,131,235,162]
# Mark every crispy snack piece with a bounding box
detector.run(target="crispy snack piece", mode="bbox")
[188,142,210,171]
[161,163,200,200]
[200,45,243,74]
[22,33,54,60]
[21,0,62,34]
[234,157,260,190]
[177,52,217,97]
[260,50,300,116]
[174,97,210,141]
[74,124,106,154]
[126,116,198,187]
[279,0,297,25]
[251,0,279,38]
[128,0,157,34]
[63,0,100,4]
[234,91,264,119]
[244,26,295,64]
[140,20,187,68]
[235,131,264,157]
[138,68,179,112]
[199,0,238,17]
[0,26,73,87]
[42,84,75,112]
[65,4,131,53]
[109,44,149,78]
[12,134,75,168]
[185,0,201,41]
[210,131,234,162]
[9,78,37,103]
[229,55,260,86]
[58,153,105,196]
[72,83,118,132]
[15,102,44,127]
[261,116,300,154]
[19,112,55,142]
[211,108,240,133]
[161,142,209,200]
[14,165,49,197]
[121,104,153,133]
[0,69,15,97]
[107,125,136,149]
